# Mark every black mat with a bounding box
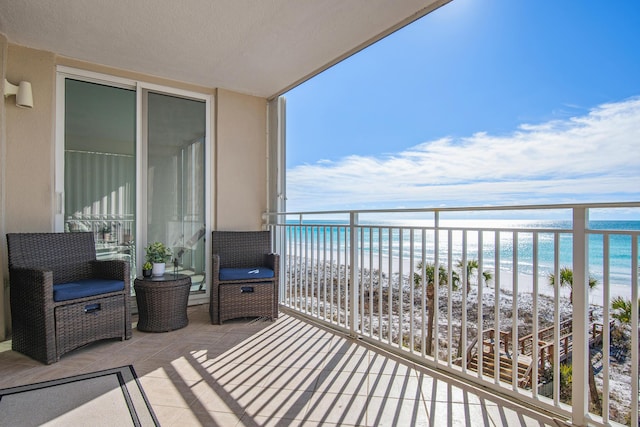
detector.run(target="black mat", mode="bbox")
[0,365,158,426]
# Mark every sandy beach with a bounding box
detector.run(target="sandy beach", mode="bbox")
[309,249,635,306]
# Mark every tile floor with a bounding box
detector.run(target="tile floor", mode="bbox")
[0,304,564,426]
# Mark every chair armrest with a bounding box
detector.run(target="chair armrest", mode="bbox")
[212,254,221,282]
[264,253,280,271]
[89,260,131,297]
[266,253,280,316]
[265,253,280,277]
[9,267,53,305]
[9,267,57,363]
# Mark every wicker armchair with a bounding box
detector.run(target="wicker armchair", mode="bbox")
[6,232,132,364]
[210,231,279,324]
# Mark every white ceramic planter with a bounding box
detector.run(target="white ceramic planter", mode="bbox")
[152,262,166,277]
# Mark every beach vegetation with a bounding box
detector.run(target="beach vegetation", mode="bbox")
[610,327,631,360]
[413,262,451,355]
[546,267,602,411]
[453,259,492,357]
[456,258,493,293]
[611,296,634,325]
[559,363,573,402]
[610,296,634,362]
[413,259,491,355]
[547,266,598,304]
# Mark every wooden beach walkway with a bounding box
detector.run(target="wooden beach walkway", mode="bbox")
[463,318,610,388]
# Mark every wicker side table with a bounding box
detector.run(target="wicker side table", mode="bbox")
[134,274,191,332]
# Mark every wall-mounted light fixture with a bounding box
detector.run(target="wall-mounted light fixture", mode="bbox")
[4,78,33,108]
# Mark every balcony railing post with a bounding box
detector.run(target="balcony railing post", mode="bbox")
[275,213,286,306]
[434,210,440,362]
[349,212,359,337]
[571,207,589,425]
[631,234,639,424]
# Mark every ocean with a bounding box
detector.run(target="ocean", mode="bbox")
[284,219,640,293]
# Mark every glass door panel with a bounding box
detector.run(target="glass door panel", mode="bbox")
[147,92,206,292]
[64,79,136,274]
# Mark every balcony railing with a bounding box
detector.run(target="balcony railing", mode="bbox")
[265,203,639,427]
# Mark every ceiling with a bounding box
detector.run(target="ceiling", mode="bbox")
[0,0,449,99]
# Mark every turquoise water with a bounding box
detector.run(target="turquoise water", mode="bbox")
[285,220,640,287]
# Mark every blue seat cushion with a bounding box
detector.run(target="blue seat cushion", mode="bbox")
[219,267,274,281]
[53,279,125,302]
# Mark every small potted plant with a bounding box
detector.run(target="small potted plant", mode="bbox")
[145,242,172,277]
[142,261,153,278]
[101,224,112,241]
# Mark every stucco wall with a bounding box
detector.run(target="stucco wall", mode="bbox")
[215,89,268,231]
[1,42,270,339]
[5,45,56,233]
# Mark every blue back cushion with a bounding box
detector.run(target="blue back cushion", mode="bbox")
[219,267,274,281]
[53,279,125,302]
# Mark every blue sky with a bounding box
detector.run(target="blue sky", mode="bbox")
[284,1,640,214]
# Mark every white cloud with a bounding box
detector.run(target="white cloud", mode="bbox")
[286,97,640,212]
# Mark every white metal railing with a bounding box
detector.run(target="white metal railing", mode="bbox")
[265,202,640,427]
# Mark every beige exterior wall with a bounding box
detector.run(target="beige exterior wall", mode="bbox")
[5,45,56,233]
[215,89,268,231]
[0,42,270,338]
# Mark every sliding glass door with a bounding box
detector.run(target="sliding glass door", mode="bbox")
[146,91,207,291]
[57,69,211,300]
[62,79,136,271]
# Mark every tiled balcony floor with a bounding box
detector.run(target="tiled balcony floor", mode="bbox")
[0,304,561,426]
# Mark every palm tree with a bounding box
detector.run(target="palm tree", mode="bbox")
[414,260,491,356]
[547,266,600,410]
[453,259,493,357]
[456,258,493,293]
[414,262,458,355]
[547,266,598,304]
[611,296,633,325]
